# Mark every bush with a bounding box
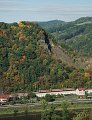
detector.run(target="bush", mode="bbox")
[14,109,18,116]
[27,92,36,99]
[44,94,55,102]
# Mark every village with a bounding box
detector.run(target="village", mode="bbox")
[0,88,92,106]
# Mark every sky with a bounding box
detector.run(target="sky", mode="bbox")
[0,0,92,23]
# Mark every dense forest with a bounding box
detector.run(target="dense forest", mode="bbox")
[39,17,92,56]
[0,21,92,93]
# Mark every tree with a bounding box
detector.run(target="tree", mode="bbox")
[48,104,59,120]
[73,112,89,120]
[61,101,70,120]
[41,100,49,120]
[41,100,59,120]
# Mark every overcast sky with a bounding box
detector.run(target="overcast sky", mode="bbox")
[0,0,92,23]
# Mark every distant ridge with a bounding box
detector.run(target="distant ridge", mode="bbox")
[38,20,65,32]
[39,17,92,57]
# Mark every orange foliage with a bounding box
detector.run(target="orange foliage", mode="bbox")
[0,30,5,36]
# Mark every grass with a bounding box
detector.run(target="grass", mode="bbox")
[0,102,92,115]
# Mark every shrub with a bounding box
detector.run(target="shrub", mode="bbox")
[44,94,55,102]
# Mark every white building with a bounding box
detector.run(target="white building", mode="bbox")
[76,88,85,96]
[86,89,92,94]
[35,88,92,97]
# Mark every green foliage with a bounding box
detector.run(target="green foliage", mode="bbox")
[39,20,65,33]
[41,101,59,120]
[0,21,54,90]
[61,101,70,120]
[41,99,48,110]
[0,21,91,91]
[73,112,89,120]
[44,94,55,102]
[13,109,18,116]
[48,104,59,120]
[41,100,49,120]
[61,19,92,56]
[40,17,92,56]
[41,111,49,120]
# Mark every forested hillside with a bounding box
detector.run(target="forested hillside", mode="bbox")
[39,20,65,33]
[0,21,92,92]
[39,17,92,56]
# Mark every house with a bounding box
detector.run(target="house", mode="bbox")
[36,88,76,97]
[0,94,10,104]
[35,88,91,97]
[76,88,86,96]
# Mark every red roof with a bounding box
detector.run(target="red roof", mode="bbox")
[77,88,86,91]
[0,94,10,99]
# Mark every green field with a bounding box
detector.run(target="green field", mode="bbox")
[0,102,92,115]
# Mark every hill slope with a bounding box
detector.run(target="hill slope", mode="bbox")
[38,20,65,32]
[39,17,92,57]
[0,21,92,92]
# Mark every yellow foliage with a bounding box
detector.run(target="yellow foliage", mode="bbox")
[84,72,90,78]
[18,21,24,28]
[11,26,16,30]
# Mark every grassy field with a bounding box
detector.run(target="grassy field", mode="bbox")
[0,102,92,115]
